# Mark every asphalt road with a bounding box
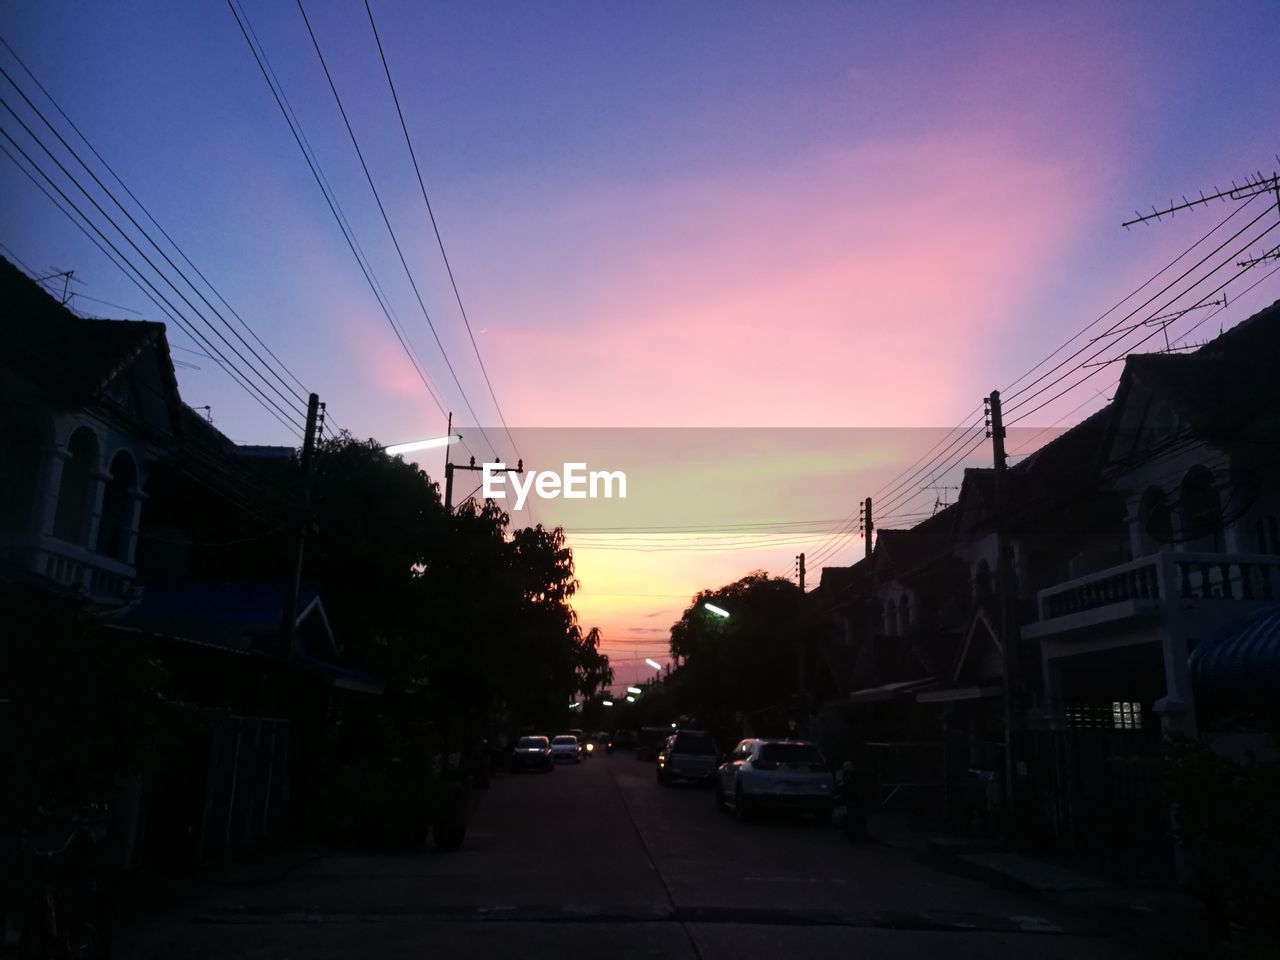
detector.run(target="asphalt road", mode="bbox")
[120,752,1149,959]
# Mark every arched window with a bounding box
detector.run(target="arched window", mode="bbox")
[1179,466,1222,551]
[96,451,137,561]
[1140,486,1172,544]
[0,422,43,534]
[974,560,993,606]
[53,427,99,545]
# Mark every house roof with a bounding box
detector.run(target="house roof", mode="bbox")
[1103,298,1280,457]
[874,504,958,582]
[1,257,178,401]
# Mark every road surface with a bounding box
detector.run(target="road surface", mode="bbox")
[121,752,1147,958]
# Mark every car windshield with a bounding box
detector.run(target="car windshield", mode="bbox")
[757,743,825,767]
[552,736,577,745]
[672,732,716,755]
[517,737,548,748]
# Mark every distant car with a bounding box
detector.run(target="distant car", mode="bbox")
[550,734,582,763]
[715,739,834,823]
[567,728,593,758]
[635,726,669,761]
[509,735,554,773]
[657,730,719,785]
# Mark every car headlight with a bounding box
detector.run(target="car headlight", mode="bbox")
[585,742,594,752]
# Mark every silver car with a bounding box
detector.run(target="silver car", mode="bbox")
[550,734,582,763]
[715,738,834,823]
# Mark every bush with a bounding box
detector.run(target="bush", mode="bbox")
[1164,734,1280,929]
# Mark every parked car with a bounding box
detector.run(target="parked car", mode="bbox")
[715,739,834,823]
[509,735,554,773]
[657,730,719,785]
[550,734,582,763]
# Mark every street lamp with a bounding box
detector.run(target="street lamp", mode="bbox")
[384,434,460,456]
[626,686,642,695]
[645,658,663,671]
[626,695,635,702]
[703,602,730,619]
[601,700,614,707]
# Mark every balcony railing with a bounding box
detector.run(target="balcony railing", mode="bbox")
[1038,551,1280,622]
[37,536,136,603]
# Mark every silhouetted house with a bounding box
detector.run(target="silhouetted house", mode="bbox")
[811,298,1280,874]
[0,257,183,602]
[1,257,380,867]
[1025,302,1280,738]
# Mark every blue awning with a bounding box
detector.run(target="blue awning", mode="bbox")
[1191,605,1280,697]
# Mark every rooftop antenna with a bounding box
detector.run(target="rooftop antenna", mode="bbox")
[925,482,958,514]
[1237,242,1280,269]
[1088,296,1227,348]
[35,268,75,304]
[194,405,213,423]
[1121,167,1279,228]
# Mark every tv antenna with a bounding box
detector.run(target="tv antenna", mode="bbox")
[925,482,957,514]
[1088,296,1227,347]
[35,268,75,304]
[1121,167,1279,228]
[1237,243,1280,269]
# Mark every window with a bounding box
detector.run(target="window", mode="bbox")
[974,560,993,606]
[1256,515,1280,555]
[1140,486,1172,544]
[53,427,99,545]
[96,451,137,561]
[1112,701,1143,730]
[1179,467,1222,551]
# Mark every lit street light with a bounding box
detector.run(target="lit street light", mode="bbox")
[645,658,663,670]
[384,434,460,456]
[626,686,642,695]
[626,695,635,702]
[601,700,613,707]
[704,602,730,619]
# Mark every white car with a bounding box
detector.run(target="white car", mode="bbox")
[550,734,581,763]
[715,738,834,823]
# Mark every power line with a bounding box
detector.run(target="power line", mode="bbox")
[294,0,500,461]
[0,64,308,423]
[0,34,326,425]
[362,0,521,465]
[223,0,468,454]
[0,128,304,437]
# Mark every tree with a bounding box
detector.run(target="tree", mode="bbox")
[668,572,804,734]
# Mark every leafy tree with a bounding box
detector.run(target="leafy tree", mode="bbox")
[668,572,804,733]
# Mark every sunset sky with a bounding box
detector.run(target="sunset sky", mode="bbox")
[3,1,1278,684]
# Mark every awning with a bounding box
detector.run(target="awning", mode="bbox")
[915,683,1001,703]
[849,678,936,704]
[1191,604,1280,698]
[292,653,385,695]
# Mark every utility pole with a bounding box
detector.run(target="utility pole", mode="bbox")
[863,497,873,560]
[986,390,1018,821]
[793,551,808,737]
[282,392,320,655]
[444,455,522,515]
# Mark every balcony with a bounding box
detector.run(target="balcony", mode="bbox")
[1026,551,1280,639]
[36,535,137,604]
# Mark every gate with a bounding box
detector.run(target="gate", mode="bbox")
[1024,704,1174,883]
